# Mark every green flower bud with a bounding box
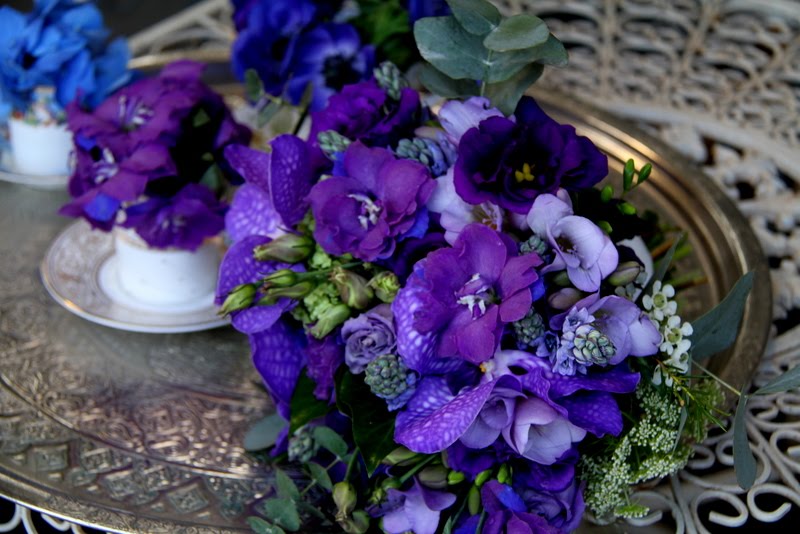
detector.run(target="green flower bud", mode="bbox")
[548,288,584,310]
[262,269,299,288]
[497,464,511,485]
[381,478,401,492]
[333,481,357,519]
[418,465,449,489]
[310,303,351,339]
[340,510,370,534]
[218,283,256,315]
[253,234,314,263]
[475,469,492,487]
[331,267,373,310]
[368,271,401,303]
[258,280,316,305]
[552,271,571,287]
[383,446,419,467]
[447,471,466,485]
[468,485,481,516]
[608,261,643,286]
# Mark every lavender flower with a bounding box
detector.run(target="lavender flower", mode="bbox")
[309,142,435,261]
[380,479,456,534]
[438,97,503,146]
[341,304,396,373]
[454,97,607,214]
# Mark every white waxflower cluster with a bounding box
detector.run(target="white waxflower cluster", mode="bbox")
[642,281,677,321]
[643,281,694,385]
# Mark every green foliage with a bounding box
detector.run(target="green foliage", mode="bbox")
[690,271,754,360]
[245,69,263,101]
[638,234,684,305]
[274,468,300,500]
[307,462,333,491]
[259,498,301,532]
[350,0,415,69]
[733,392,756,489]
[289,373,331,433]
[755,364,800,395]
[484,63,543,115]
[248,516,286,534]
[447,0,501,35]
[313,426,349,459]
[483,14,549,52]
[336,371,397,475]
[244,414,288,452]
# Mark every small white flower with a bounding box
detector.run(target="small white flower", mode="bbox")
[659,315,693,357]
[643,281,678,322]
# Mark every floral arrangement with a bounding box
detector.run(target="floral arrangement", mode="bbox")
[215,1,794,533]
[59,60,251,250]
[0,0,130,123]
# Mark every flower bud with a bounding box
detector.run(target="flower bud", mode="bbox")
[474,469,492,487]
[497,464,511,485]
[552,271,571,287]
[368,272,401,303]
[219,283,256,315]
[381,478,401,492]
[383,446,419,466]
[447,471,466,485]
[340,510,370,534]
[259,280,316,305]
[333,481,358,518]
[548,288,584,310]
[262,268,299,288]
[418,465,449,489]
[608,261,643,286]
[331,267,373,310]
[310,303,351,339]
[467,485,481,516]
[253,234,314,263]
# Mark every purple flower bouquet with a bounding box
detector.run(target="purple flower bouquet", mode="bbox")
[217,1,775,532]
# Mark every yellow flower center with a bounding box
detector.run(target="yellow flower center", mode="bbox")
[514,162,535,183]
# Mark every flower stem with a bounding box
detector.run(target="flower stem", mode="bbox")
[694,361,742,397]
[398,454,437,485]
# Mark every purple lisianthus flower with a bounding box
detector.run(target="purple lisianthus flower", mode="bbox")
[479,481,562,534]
[513,459,584,533]
[305,331,344,402]
[379,479,456,534]
[527,192,618,292]
[309,142,435,261]
[341,304,396,373]
[286,23,374,111]
[454,97,608,214]
[394,223,542,365]
[309,79,421,149]
[501,397,586,464]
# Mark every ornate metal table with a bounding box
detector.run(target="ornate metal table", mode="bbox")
[2,0,800,533]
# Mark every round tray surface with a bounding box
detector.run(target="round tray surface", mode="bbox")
[0,93,771,533]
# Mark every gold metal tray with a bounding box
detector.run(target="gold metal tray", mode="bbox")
[0,94,771,533]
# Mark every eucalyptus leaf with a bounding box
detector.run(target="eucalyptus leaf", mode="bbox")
[638,233,684,305]
[248,517,286,534]
[445,0,501,35]
[245,69,263,101]
[257,101,282,128]
[244,414,288,452]
[526,34,569,67]
[484,63,543,115]
[754,364,800,395]
[690,271,754,361]
[307,461,333,491]
[336,371,397,476]
[199,164,223,192]
[673,406,688,452]
[296,501,327,521]
[733,393,757,489]
[274,468,300,500]
[418,64,479,98]
[312,426,349,459]
[192,108,211,128]
[483,14,549,52]
[259,498,301,532]
[290,373,331,433]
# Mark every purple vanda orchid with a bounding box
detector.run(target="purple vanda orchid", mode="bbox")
[393,223,542,365]
[527,192,618,292]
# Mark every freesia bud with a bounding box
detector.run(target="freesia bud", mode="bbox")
[310,303,351,339]
[468,485,481,516]
[418,466,449,489]
[497,464,511,485]
[552,271,571,287]
[608,261,643,286]
[548,288,584,310]
[447,471,465,485]
[219,283,256,315]
[474,469,492,487]
[253,234,314,263]
[368,272,400,303]
[262,269,298,288]
[331,267,373,310]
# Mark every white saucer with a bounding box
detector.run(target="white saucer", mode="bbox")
[0,146,69,190]
[40,220,229,333]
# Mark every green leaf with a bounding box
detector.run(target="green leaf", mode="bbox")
[296,501,326,521]
[257,101,282,128]
[733,393,757,489]
[446,0,501,35]
[307,462,333,491]
[199,164,223,192]
[274,468,300,500]
[638,163,652,184]
[623,159,635,191]
[526,34,569,67]
[192,108,211,128]
[483,63,543,115]
[248,517,286,534]
[259,498,301,532]
[673,405,688,452]
[336,371,397,476]
[289,373,331,433]
[690,271,754,361]
[245,69,263,101]
[244,414,288,452]
[754,364,800,395]
[483,14,549,52]
[638,233,683,305]
[312,426,349,458]
[418,64,479,98]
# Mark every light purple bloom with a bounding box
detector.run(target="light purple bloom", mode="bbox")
[381,479,456,534]
[341,304,396,373]
[527,192,618,292]
[393,223,542,365]
[309,142,435,261]
[438,96,504,146]
[501,397,586,464]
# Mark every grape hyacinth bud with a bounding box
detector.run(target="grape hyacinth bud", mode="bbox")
[572,325,616,366]
[368,271,400,303]
[253,234,314,263]
[373,61,406,100]
[288,425,315,463]
[519,234,551,262]
[219,283,257,315]
[512,308,545,347]
[331,267,373,310]
[364,354,417,410]
[318,130,352,160]
[395,136,454,177]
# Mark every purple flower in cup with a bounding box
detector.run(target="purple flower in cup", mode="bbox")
[309,142,435,261]
[341,304,396,373]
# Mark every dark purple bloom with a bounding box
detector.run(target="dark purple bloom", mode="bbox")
[393,223,542,365]
[480,481,562,534]
[438,97,503,146]
[120,183,226,250]
[250,319,308,419]
[341,304,396,373]
[309,79,421,149]
[445,441,511,480]
[513,459,585,533]
[286,23,375,111]
[380,479,456,534]
[376,231,448,283]
[403,0,451,23]
[454,97,608,214]
[309,142,435,261]
[305,331,344,402]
